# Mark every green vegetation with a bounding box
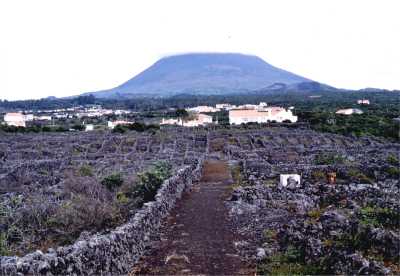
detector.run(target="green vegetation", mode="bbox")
[132,161,172,205]
[359,206,400,229]
[1,90,398,140]
[264,229,278,241]
[314,153,346,165]
[307,208,323,220]
[78,165,94,177]
[0,124,72,133]
[386,154,400,166]
[230,164,244,187]
[347,168,373,183]
[385,166,400,178]
[0,161,173,256]
[175,108,189,119]
[258,245,323,275]
[112,122,159,134]
[312,170,326,180]
[101,173,124,191]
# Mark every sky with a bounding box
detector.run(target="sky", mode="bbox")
[0,0,399,100]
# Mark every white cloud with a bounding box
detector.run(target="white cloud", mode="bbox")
[0,0,399,100]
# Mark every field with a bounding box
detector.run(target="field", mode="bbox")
[0,129,207,255]
[1,124,399,274]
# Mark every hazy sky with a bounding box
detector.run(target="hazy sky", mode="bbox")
[0,0,399,100]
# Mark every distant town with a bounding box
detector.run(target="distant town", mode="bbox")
[0,99,374,131]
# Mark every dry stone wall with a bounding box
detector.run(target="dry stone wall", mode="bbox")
[1,159,203,275]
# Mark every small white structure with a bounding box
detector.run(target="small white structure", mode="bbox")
[357,99,370,105]
[280,174,301,188]
[336,108,363,115]
[107,120,133,129]
[160,114,213,127]
[182,114,213,127]
[3,113,26,127]
[160,118,181,126]
[35,115,52,121]
[186,106,220,113]
[85,124,94,131]
[229,107,297,125]
[24,114,34,121]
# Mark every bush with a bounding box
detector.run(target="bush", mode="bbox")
[307,208,323,220]
[48,195,122,245]
[359,206,399,229]
[101,173,124,191]
[72,124,84,131]
[257,245,323,275]
[314,153,346,165]
[78,165,93,177]
[347,168,373,183]
[312,170,326,180]
[0,232,9,255]
[112,124,128,133]
[386,166,400,178]
[386,154,399,166]
[133,161,172,205]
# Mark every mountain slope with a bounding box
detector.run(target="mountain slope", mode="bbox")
[84,53,312,98]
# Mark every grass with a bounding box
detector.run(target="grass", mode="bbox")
[257,245,324,275]
[230,164,243,187]
[359,206,400,229]
[307,208,323,220]
[314,153,346,165]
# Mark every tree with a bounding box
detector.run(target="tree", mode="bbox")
[175,108,189,119]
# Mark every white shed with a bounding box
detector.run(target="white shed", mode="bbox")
[280,174,301,188]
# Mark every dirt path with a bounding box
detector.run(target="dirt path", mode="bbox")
[131,160,254,275]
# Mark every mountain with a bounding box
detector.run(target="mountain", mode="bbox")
[255,81,340,93]
[83,53,313,98]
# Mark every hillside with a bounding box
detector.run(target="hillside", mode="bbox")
[84,53,312,98]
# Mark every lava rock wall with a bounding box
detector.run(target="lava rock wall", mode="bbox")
[1,159,204,275]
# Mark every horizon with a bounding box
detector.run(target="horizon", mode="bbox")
[1,0,399,100]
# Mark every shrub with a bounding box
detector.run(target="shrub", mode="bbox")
[48,195,122,245]
[312,170,326,180]
[133,161,172,205]
[308,208,323,220]
[387,154,400,166]
[78,164,93,177]
[386,166,400,178]
[112,124,128,133]
[72,124,84,131]
[101,173,124,191]
[359,206,399,229]
[257,245,323,275]
[264,229,278,241]
[231,165,243,187]
[347,168,373,183]
[314,153,346,165]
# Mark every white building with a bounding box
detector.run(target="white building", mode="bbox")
[3,113,26,127]
[85,124,94,131]
[280,174,301,188]
[336,108,364,115]
[186,106,220,113]
[357,99,370,105]
[35,115,52,121]
[160,114,213,127]
[182,114,213,127]
[107,120,133,129]
[229,107,298,125]
[215,103,236,110]
[160,118,181,126]
[24,114,34,121]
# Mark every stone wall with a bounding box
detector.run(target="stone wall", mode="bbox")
[1,160,203,275]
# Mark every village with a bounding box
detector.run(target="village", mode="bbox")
[0,99,371,131]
